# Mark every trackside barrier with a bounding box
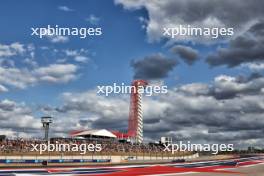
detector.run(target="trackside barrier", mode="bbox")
[0,153,199,164]
[0,159,111,164]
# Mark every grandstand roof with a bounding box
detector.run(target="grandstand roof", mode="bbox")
[111,131,131,138]
[70,129,117,138]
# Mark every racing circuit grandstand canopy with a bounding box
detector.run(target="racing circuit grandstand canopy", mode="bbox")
[70,129,117,139]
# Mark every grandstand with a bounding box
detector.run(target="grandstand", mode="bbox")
[0,137,194,158]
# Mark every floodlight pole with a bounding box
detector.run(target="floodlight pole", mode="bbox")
[41,117,52,141]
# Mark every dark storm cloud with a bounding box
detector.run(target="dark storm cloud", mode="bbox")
[189,130,264,143]
[155,0,264,26]
[170,45,199,65]
[0,100,16,111]
[207,21,264,67]
[92,117,128,131]
[0,99,40,137]
[79,119,93,126]
[198,73,264,100]
[209,73,264,100]
[209,119,264,133]
[44,91,131,133]
[236,73,263,83]
[131,54,177,79]
[144,118,160,124]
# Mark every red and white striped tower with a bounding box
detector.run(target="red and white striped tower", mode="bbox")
[128,80,148,143]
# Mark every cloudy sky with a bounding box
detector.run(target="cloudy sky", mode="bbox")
[0,0,264,149]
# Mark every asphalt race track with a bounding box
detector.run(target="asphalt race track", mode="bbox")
[0,156,263,176]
